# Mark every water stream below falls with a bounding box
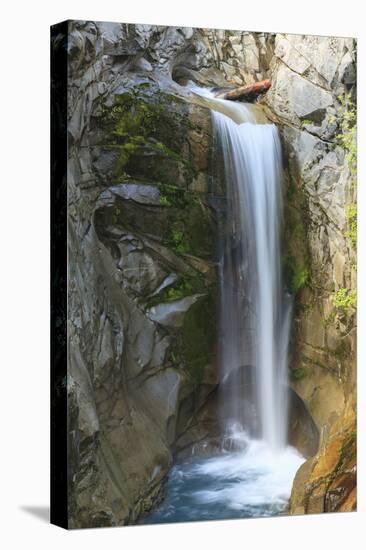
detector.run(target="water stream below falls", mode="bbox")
[144,89,304,525]
[145,434,304,524]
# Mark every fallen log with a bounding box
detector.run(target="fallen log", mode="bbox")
[215,79,271,102]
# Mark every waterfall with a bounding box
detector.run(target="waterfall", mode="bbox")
[144,90,305,525]
[207,94,291,451]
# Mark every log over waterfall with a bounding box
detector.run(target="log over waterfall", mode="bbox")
[215,79,271,101]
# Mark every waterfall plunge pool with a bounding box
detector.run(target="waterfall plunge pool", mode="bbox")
[144,436,304,525]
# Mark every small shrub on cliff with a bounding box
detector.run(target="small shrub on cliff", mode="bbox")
[346,203,357,249]
[333,287,357,310]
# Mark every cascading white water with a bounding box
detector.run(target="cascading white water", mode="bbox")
[201,92,291,451]
[144,89,304,525]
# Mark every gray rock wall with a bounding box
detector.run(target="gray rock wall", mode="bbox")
[264,34,357,514]
[66,22,220,527]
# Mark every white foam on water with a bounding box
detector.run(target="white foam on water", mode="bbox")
[191,438,304,512]
[144,432,304,523]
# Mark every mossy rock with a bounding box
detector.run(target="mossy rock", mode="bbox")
[177,292,217,386]
[283,254,310,295]
[290,367,307,381]
[95,86,198,186]
[146,272,206,309]
[165,195,215,258]
[99,187,214,260]
[282,172,311,295]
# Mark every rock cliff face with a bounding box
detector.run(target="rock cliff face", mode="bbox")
[66,22,220,527]
[63,21,356,526]
[264,35,357,514]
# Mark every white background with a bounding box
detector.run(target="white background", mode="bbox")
[1,1,364,548]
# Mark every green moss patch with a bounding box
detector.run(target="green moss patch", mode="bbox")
[179,293,216,386]
[146,273,206,309]
[290,367,307,381]
[96,87,197,185]
[283,255,310,294]
[282,173,311,296]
